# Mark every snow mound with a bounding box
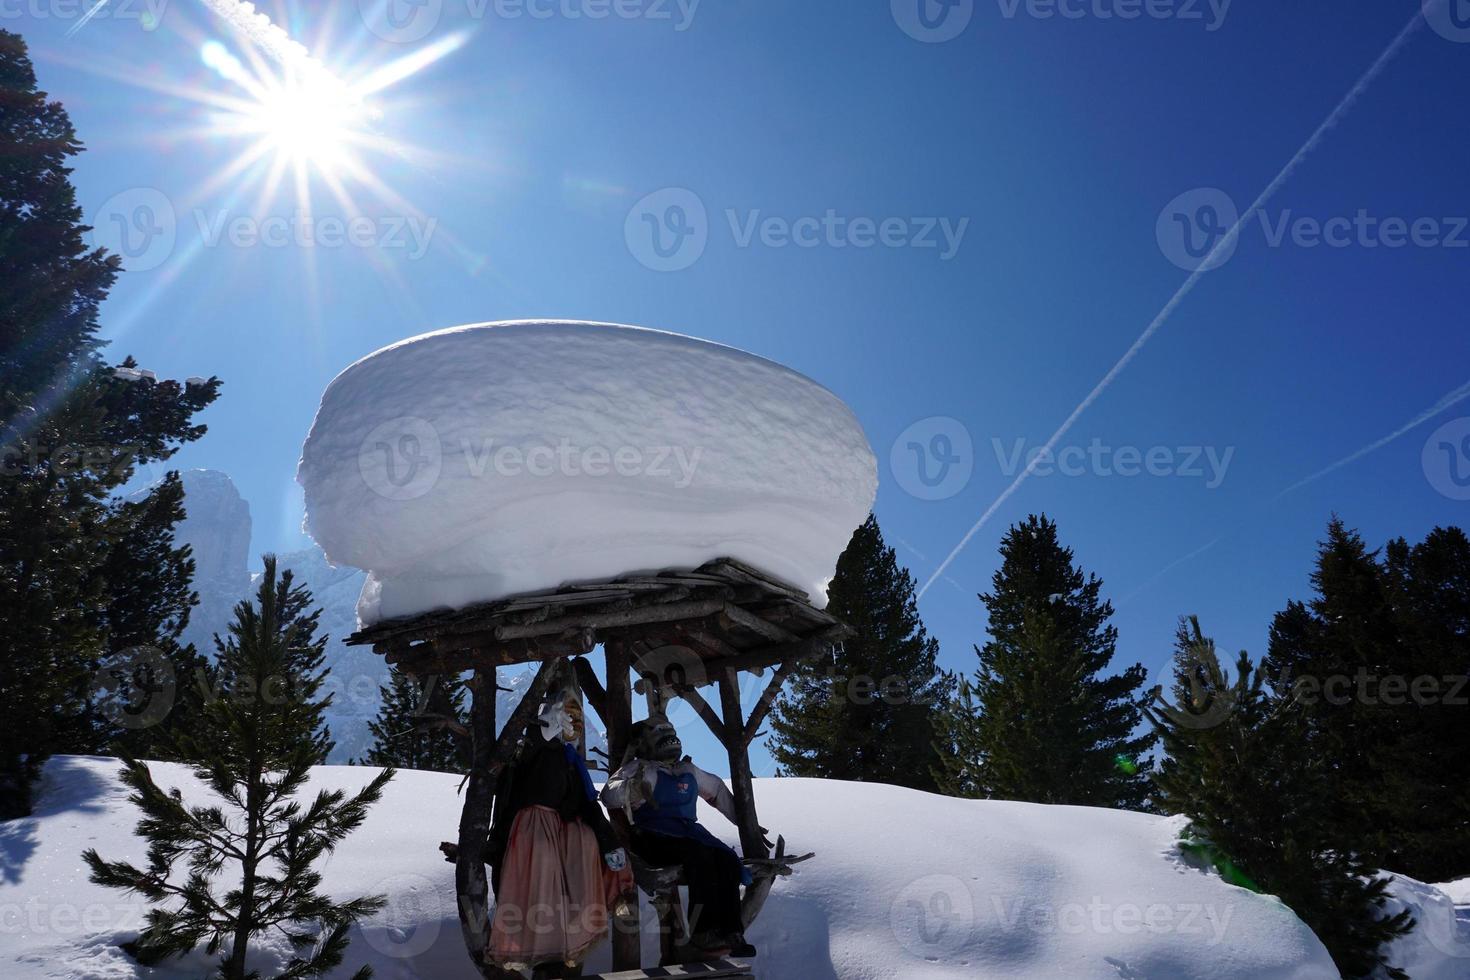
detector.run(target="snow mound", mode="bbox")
[1381,873,1470,979]
[296,321,877,625]
[1,757,1404,979]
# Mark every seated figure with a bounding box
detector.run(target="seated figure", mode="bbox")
[486,688,634,977]
[601,715,757,959]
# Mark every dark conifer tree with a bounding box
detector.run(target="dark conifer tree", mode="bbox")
[769,514,953,790]
[84,558,391,979]
[937,515,1154,808]
[1148,618,1413,979]
[1380,525,1470,880]
[0,31,218,816]
[92,471,212,759]
[357,670,470,773]
[1266,518,1470,881]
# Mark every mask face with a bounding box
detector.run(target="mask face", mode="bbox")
[638,716,683,763]
[537,692,584,743]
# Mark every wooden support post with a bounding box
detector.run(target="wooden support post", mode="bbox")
[674,682,726,741]
[604,641,641,971]
[572,656,609,726]
[716,669,769,862]
[718,668,786,930]
[455,667,499,978]
[651,890,688,966]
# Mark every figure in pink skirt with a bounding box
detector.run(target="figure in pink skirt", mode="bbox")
[486,689,634,978]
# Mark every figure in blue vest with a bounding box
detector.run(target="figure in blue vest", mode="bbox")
[601,715,757,959]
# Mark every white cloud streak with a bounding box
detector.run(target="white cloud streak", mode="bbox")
[197,0,358,104]
[1120,375,1470,605]
[917,7,1430,599]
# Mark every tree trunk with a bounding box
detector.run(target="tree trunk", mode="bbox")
[456,668,499,977]
[227,770,260,980]
[604,642,642,970]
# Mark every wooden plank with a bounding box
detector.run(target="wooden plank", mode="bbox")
[493,598,727,641]
[591,959,753,980]
[671,622,746,661]
[720,603,799,644]
[702,556,808,597]
[386,633,593,672]
[501,589,633,609]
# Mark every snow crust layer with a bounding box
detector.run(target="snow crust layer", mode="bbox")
[1381,873,1470,979]
[6,757,1431,980]
[296,321,877,625]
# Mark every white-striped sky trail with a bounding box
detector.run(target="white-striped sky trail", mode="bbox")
[197,0,359,105]
[1121,375,1470,605]
[916,6,1432,600]
[1273,378,1470,500]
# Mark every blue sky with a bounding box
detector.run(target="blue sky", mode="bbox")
[15,1,1470,773]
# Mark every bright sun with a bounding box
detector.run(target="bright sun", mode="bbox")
[249,84,362,170]
[200,39,372,177]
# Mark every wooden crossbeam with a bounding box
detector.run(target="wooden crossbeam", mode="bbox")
[719,603,798,644]
[495,598,727,641]
[590,959,753,979]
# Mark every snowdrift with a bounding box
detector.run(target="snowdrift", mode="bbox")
[14,757,1467,979]
[296,321,878,625]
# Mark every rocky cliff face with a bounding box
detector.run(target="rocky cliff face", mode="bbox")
[272,546,382,763]
[157,471,573,765]
[167,470,253,657]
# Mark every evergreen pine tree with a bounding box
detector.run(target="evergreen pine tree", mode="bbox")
[1148,618,1414,979]
[1380,525,1470,880]
[930,675,986,798]
[92,470,212,759]
[937,514,1154,808]
[1265,518,1470,882]
[357,670,471,773]
[0,30,218,816]
[83,557,392,979]
[768,514,954,790]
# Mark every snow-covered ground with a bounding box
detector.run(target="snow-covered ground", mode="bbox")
[8,757,1463,979]
[297,321,877,625]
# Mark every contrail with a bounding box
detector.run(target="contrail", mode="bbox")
[917,5,1430,599]
[1274,377,1470,499]
[1120,375,1470,604]
[65,0,110,37]
[197,0,359,104]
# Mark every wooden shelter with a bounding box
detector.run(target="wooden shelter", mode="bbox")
[346,556,846,976]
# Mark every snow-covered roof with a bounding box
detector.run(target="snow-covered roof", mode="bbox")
[297,320,877,626]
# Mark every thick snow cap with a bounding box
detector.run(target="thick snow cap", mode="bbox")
[297,320,878,625]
